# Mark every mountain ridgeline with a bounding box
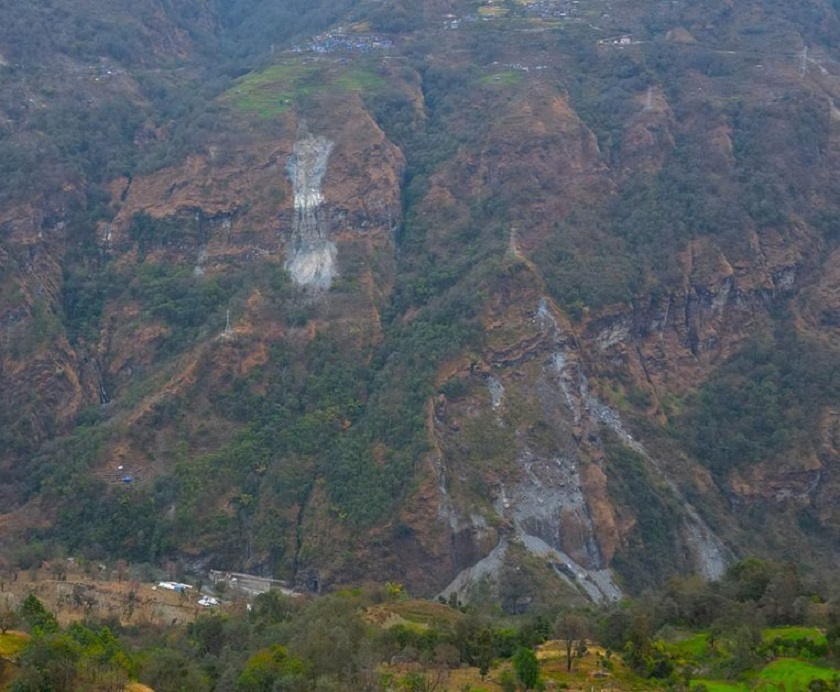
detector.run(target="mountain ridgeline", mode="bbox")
[1,0,840,604]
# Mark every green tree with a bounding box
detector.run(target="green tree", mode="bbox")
[189,614,227,657]
[727,625,762,677]
[512,647,539,690]
[11,620,134,691]
[474,627,494,680]
[623,614,653,674]
[237,644,306,691]
[140,648,210,692]
[251,589,297,625]
[722,558,774,602]
[18,594,58,634]
[11,632,81,692]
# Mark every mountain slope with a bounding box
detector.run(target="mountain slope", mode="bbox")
[1,0,840,603]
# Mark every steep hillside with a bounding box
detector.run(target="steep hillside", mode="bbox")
[2,0,840,604]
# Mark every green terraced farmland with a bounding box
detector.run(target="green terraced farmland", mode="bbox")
[762,627,827,645]
[668,631,710,659]
[757,659,837,687]
[225,59,383,118]
[693,682,747,692]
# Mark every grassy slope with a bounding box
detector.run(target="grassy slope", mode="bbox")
[224,58,384,118]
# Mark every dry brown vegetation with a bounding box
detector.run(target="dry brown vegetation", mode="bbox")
[0,562,226,629]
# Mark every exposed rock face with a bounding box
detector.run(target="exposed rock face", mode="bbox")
[429,277,730,603]
[285,132,336,288]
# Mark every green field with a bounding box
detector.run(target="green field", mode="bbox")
[693,659,838,692]
[225,59,383,117]
[757,659,837,686]
[693,682,747,692]
[480,70,524,86]
[668,631,711,659]
[763,627,827,645]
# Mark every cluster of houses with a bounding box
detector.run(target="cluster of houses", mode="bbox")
[522,0,579,20]
[295,29,393,55]
[209,570,299,598]
[501,62,549,72]
[598,34,637,46]
[152,571,299,610]
[156,581,219,607]
[156,581,192,593]
[466,0,602,23]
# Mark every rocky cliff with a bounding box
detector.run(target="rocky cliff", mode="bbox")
[1,0,840,602]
